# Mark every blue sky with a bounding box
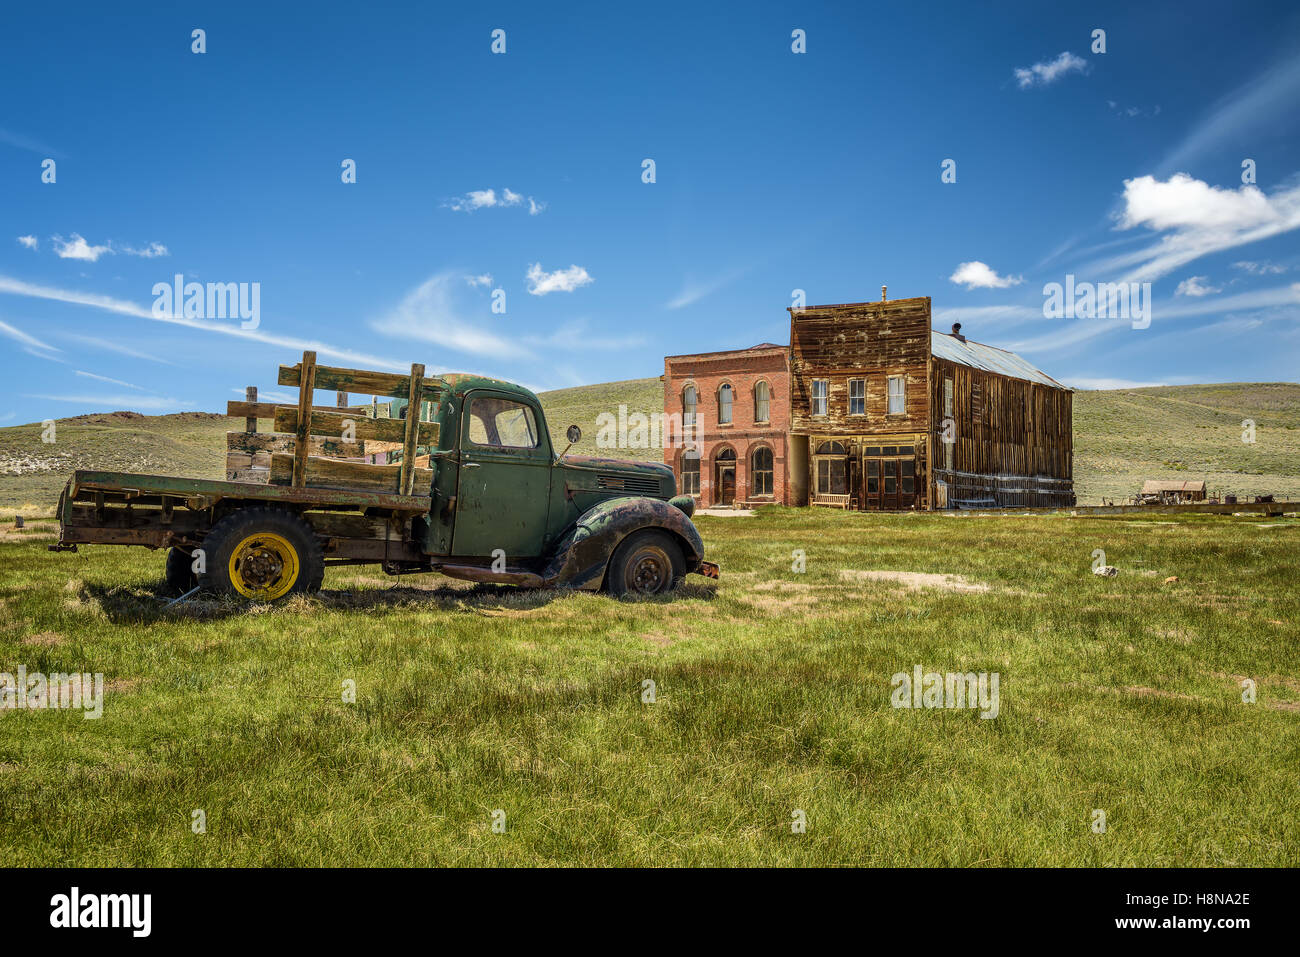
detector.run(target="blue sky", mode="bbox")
[2,0,1298,422]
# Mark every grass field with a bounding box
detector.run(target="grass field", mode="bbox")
[3,380,1298,511]
[1,508,1296,866]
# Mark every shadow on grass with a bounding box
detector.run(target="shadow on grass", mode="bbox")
[81,576,717,625]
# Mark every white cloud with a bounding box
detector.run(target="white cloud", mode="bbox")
[369,271,531,358]
[1174,275,1220,297]
[948,261,1024,289]
[17,235,37,250]
[53,233,112,262]
[1014,51,1088,89]
[1233,260,1288,275]
[1098,174,1300,282]
[526,262,593,296]
[1117,174,1280,232]
[447,187,545,214]
[465,273,494,288]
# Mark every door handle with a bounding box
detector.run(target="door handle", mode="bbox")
[463,462,481,469]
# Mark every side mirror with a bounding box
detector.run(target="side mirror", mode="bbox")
[556,424,582,461]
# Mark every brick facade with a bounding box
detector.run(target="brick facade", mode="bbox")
[662,344,792,508]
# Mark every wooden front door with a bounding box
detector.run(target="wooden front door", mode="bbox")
[863,445,918,510]
[718,466,736,506]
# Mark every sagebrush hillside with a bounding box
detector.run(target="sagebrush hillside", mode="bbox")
[2,379,1298,510]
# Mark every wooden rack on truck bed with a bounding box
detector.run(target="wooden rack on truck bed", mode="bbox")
[52,351,718,603]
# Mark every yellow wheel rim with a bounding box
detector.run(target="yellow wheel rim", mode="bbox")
[228,531,300,601]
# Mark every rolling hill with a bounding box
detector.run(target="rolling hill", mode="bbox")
[2,379,1297,511]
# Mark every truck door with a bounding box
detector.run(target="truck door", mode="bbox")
[452,390,552,559]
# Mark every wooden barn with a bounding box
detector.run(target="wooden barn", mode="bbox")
[788,292,1074,510]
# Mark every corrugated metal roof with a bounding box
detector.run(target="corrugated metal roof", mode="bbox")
[930,332,1067,390]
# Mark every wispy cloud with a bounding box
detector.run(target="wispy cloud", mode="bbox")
[75,370,147,391]
[23,393,191,411]
[1060,377,1168,391]
[16,235,37,250]
[523,318,646,351]
[446,187,546,214]
[231,387,295,403]
[0,126,63,157]
[120,241,169,258]
[465,273,493,288]
[526,263,593,296]
[1157,54,1300,176]
[370,270,531,358]
[0,318,60,354]
[1014,51,1088,89]
[949,261,1024,289]
[57,332,174,365]
[0,274,412,370]
[1233,260,1289,275]
[666,267,747,309]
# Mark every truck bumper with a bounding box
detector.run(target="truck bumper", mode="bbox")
[694,560,720,579]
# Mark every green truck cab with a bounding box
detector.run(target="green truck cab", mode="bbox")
[52,355,718,603]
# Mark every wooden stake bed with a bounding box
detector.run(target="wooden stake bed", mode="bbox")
[223,351,444,496]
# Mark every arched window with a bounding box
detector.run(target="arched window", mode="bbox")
[682,385,697,427]
[815,441,846,455]
[718,384,733,425]
[752,446,773,496]
[754,381,771,423]
[715,447,736,461]
[680,449,700,495]
[813,441,847,496]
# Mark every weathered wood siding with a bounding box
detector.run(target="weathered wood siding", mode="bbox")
[789,298,931,436]
[929,355,1073,507]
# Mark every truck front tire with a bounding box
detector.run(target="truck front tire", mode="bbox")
[198,507,325,602]
[606,529,684,598]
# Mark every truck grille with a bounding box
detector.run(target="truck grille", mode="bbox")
[597,473,661,495]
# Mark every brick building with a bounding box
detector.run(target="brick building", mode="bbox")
[661,343,801,507]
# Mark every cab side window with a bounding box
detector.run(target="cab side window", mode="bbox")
[467,396,540,449]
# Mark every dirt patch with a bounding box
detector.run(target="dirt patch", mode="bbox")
[21,631,64,647]
[641,631,678,647]
[105,678,142,694]
[839,569,990,593]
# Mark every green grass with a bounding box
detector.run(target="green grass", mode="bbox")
[1,509,1296,865]
[3,379,1297,510]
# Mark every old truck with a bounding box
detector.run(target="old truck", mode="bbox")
[51,352,718,601]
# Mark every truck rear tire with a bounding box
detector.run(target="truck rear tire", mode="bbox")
[606,529,684,598]
[164,547,198,594]
[198,507,325,602]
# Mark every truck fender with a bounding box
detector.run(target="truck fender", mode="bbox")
[543,496,704,590]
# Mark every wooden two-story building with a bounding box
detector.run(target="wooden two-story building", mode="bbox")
[789,293,1073,510]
